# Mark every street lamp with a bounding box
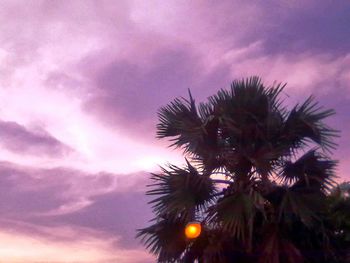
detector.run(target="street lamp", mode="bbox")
[185,222,201,239]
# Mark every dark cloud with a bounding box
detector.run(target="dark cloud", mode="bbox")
[81,1,350,142]
[84,46,231,139]
[86,47,199,120]
[196,1,350,56]
[0,163,75,218]
[260,1,350,56]
[0,120,72,157]
[0,161,151,248]
[52,191,153,249]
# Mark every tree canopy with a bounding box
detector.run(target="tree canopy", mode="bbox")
[137,77,349,263]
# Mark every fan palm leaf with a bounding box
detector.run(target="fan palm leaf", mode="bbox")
[207,181,265,250]
[147,160,216,220]
[281,150,337,192]
[137,216,187,262]
[281,96,338,154]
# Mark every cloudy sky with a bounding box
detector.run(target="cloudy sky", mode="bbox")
[0,0,349,262]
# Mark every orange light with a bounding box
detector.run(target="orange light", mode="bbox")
[185,222,201,239]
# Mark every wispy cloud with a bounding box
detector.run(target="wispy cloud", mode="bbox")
[0,120,72,157]
[0,222,153,263]
[0,161,153,261]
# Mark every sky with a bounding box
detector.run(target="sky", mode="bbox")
[0,0,349,262]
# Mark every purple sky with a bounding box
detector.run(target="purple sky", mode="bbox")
[0,1,349,262]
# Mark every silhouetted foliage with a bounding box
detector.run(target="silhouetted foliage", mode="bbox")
[137,77,349,262]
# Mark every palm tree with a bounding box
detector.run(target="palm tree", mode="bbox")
[137,77,348,262]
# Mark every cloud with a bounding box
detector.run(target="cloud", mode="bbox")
[76,0,350,137]
[255,1,350,56]
[0,161,150,217]
[0,161,153,261]
[0,1,349,261]
[1,0,348,174]
[51,190,153,249]
[229,53,350,94]
[0,222,153,263]
[84,46,231,138]
[0,120,72,157]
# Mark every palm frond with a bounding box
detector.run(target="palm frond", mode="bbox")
[180,228,229,263]
[136,216,187,262]
[202,77,288,175]
[157,90,204,153]
[265,185,324,228]
[282,96,339,153]
[207,186,265,248]
[281,150,337,193]
[157,90,223,172]
[147,161,216,220]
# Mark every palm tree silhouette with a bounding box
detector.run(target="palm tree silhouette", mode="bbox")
[137,77,349,262]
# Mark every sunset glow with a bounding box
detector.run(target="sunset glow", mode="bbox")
[0,0,349,262]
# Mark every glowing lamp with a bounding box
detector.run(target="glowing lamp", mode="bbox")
[185,222,201,239]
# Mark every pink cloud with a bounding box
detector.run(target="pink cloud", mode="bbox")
[0,120,72,157]
[229,53,350,94]
[0,0,349,261]
[0,162,154,256]
[0,222,153,263]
